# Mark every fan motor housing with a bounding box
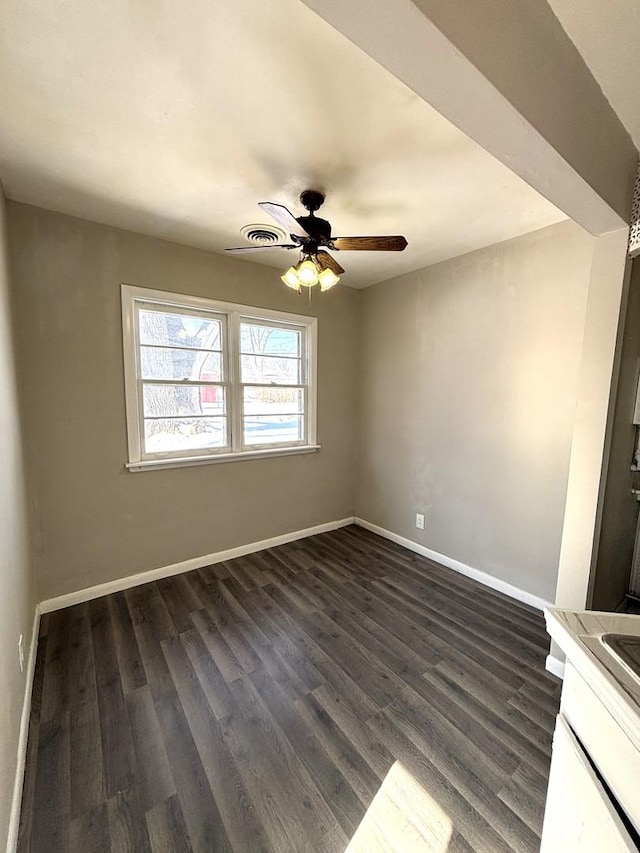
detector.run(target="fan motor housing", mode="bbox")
[296,215,332,242]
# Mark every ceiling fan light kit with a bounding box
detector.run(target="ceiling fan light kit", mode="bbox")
[280,258,341,292]
[226,190,408,293]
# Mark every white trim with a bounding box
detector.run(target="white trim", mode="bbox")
[545,653,566,680]
[121,284,318,469]
[7,606,41,853]
[353,517,552,612]
[38,517,355,613]
[126,444,321,472]
[121,284,317,326]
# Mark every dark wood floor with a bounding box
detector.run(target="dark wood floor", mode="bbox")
[18,525,560,852]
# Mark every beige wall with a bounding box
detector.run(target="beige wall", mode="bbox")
[592,259,640,610]
[0,190,34,850]
[357,221,596,602]
[8,203,359,601]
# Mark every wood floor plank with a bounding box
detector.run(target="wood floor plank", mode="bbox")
[180,627,237,721]
[68,602,104,819]
[146,796,193,853]
[162,634,271,851]
[265,584,404,709]
[378,558,549,660]
[424,661,554,775]
[216,577,273,650]
[156,576,199,634]
[108,592,147,693]
[297,568,435,676]
[249,652,367,837]
[69,803,110,853]
[339,525,545,628]
[219,556,262,590]
[233,587,327,693]
[106,786,153,853]
[40,608,71,722]
[125,685,176,813]
[381,692,539,852]
[38,611,50,637]
[298,690,383,805]
[193,578,263,673]
[366,709,513,853]
[225,674,349,853]
[19,524,558,852]
[162,637,267,850]
[151,671,234,853]
[189,608,245,683]
[321,571,443,666]
[508,682,561,730]
[397,673,521,780]
[336,527,549,650]
[90,597,136,799]
[498,762,549,836]
[377,573,552,691]
[272,540,318,571]
[311,681,396,782]
[368,576,533,692]
[31,715,70,853]
[125,583,175,684]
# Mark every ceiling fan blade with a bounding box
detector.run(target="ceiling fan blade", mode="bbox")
[316,250,345,276]
[333,236,408,251]
[258,202,310,238]
[225,244,297,254]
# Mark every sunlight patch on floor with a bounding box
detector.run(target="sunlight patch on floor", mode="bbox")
[345,761,453,852]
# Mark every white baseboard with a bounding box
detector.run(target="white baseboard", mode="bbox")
[545,654,566,680]
[39,517,356,613]
[7,605,41,853]
[353,517,552,612]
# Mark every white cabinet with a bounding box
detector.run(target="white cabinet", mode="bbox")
[542,610,640,852]
[541,715,637,852]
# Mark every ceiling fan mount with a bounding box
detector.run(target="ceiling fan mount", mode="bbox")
[299,189,325,213]
[225,189,408,288]
[292,189,332,247]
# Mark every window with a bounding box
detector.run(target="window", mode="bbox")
[122,285,318,470]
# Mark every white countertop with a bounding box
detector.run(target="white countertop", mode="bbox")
[545,608,640,751]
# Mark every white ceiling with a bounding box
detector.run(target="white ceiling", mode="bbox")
[547,0,640,150]
[0,0,566,288]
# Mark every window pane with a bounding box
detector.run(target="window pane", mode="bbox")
[243,386,303,415]
[139,309,222,350]
[240,323,301,357]
[244,415,304,446]
[144,417,227,453]
[140,347,222,382]
[143,384,225,417]
[241,354,300,385]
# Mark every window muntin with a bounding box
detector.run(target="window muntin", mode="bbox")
[122,286,317,467]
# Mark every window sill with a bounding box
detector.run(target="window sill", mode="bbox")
[126,444,321,472]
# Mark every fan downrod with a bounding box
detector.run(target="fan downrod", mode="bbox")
[300,190,325,214]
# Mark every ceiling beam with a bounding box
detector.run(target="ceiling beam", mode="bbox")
[301,0,638,235]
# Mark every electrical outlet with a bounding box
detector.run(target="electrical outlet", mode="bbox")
[18,634,24,673]
[415,512,425,530]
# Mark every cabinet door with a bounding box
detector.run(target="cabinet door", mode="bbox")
[541,715,638,852]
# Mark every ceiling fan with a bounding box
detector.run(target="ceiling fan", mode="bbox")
[225,190,408,291]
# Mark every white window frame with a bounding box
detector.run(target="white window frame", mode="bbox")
[121,284,319,471]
